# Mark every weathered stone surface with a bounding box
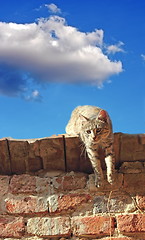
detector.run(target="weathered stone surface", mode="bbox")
[93,193,135,213]
[64,136,82,172]
[53,172,87,191]
[0,140,11,174]
[27,217,71,237]
[9,174,36,194]
[136,195,145,210]
[119,161,144,173]
[120,134,145,162]
[8,140,28,174]
[0,216,25,237]
[123,173,145,192]
[27,141,43,172]
[48,194,92,213]
[39,137,65,171]
[5,195,48,214]
[72,216,115,236]
[117,214,145,233]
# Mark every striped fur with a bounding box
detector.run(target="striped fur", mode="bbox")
[66,105,114,187]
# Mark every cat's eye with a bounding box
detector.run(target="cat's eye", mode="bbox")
[86,130,91,134]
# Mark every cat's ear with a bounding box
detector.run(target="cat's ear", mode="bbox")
[98,110,108,122]
[79,114,90,122]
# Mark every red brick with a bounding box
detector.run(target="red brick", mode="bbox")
[9,174,36,193]
[53,173,87,191]
[117,214,145,233]
[136,195,145,210]
[27,216,70,237]
[98,238,136,240]
[0,216,24,237]
[5,196,48,214]
[72,216,115,236]
[0,176,10,195]
[49,194,92,213]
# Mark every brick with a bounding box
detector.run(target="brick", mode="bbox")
[4,238,43,240]
[0,176,10,195]
[120,134,145,162]
[0,139,11,174]
[93,193,135,214]
[123,173,145,192]
[139,134,145,145]
[119,161,144,173]
[39,137,65,171]
[117,214,145,233]
[5,196,48,214]
[53,173,87,191]
[72,216,115,236]
[27,140,43,172]
[0,216,24,237]
[8,140,28,174]
[27,217,71,237]
[113,132,122,167]
[49,194,92,213]
[97,238,137,240]
[136,195,145,210]
[64,136,82,172]
[10,174,36,194]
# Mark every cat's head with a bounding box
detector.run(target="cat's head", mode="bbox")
[79,110,108,145]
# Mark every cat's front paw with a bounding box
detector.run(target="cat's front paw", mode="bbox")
[94,176,103,188]
[107,173,115,185]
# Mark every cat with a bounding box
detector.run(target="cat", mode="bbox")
[65,105,115,187]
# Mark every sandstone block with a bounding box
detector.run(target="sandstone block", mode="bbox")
[117,214,145,233]
[72,216,115,236]
[119,161,144,173]
[5,195,48,214]
[123,173,145,192]
[8,140,28,174]
[39,137,65,171]
[0,140,11,174]
[27,217,71,237]
[0,216,24,237]
[48,193,92,213]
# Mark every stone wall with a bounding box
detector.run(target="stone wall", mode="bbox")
[0,133,145,239]
[0,133,145,175]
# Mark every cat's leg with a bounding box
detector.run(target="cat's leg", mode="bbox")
[104,144,115,184]
[86,148,104,187]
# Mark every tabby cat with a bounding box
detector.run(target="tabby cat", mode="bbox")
[66,105,114,187]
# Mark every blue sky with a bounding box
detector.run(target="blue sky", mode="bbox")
[0,0,145,139]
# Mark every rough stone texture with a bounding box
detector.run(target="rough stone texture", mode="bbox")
[39,137,65,171]
[0,133,145,239]
[48,193,92,213]
[0,140,11,174]
[1,133,145,175]
[117,214,145,233]
[0,216,24,237]
[53,173,87,191]
[27,217,71,237]
[123,173,145,192]
[5,195,48,214]
[93,193,136,213]
[136,195,145,210]
[9,174,36,194]
[72,216,115,236]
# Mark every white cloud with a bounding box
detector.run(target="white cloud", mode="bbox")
[0,15,123,93]
[45,3,61,14]
[25,90,42,101]
[141,54,145,61]
[107,41,125,54]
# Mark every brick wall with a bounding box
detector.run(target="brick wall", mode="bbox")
[0,133,145,239]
